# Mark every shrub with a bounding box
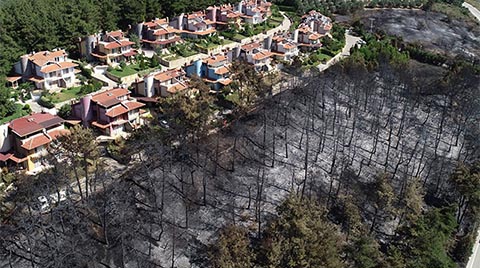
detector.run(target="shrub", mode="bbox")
[58,104,72,119]
[38,95,55,108]
[22,104,31,113]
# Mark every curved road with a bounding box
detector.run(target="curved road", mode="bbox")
[463,2,480,21]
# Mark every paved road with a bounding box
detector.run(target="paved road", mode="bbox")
[467,229,480,268]
[463,3,480,268]
[463,2,480,21]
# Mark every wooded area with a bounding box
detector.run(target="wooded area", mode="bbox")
[1,0,480,267]
[1,46,479,266]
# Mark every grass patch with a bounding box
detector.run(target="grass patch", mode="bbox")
[0,104,29,124]
[50,86,83,103]
[161,54,181,61]
[108,64,141,78]
[271,15,284,23]
[232,33,248,41]
[195,42,221,50]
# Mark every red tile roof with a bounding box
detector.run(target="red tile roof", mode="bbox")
[104,40,135,50]
[105,105,128,118]
[105,101,145,117]
[29,50,67,66]
[6,76,21,82]
[0,153,12,162]
[154,69,184,82]
[106,30,124,38]
[153,27,177,36]
[123,51,138,57]
[166,83,189,94]
[9,113,64,137]
[204,55,228,65]
[91,88,130,107]
[252,51,272,60]
[215,66,230,75]
[27,76,45,83]
[40,62,78,73]
[123,101,145,110]
[241,42,262,51]
[21,133,50,151]
[144,18,169,28]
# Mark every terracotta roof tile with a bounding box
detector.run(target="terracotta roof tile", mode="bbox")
[21,134,50,151]
[204,55,228,65]
[166,83,189,94]
[104,40,135,50]
[214,66,230,75]
[252,51,272,60]
[9,113,64,137]
[154,69,184,82]
[241,42,262,51]
[6,76,21,82]
[28,50,67,66]
[40,62,78,73]
[91,88,130,107]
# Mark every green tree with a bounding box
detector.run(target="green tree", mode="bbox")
[259,195,343,268]
[209,225,254,268]
[346,235,384,268]
[58,104,72,119]
[368,173,396,234]
[161,75,214,139]
[0,85,16,118]
[51,125,100,200]
[392,206,457,268]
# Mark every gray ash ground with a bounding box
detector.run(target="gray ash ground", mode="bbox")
[135,62,479,267]
[343,9,480,59]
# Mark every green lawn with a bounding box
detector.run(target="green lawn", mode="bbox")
[108,64,141,78]
[0,104,29,124]
[50,86,82,103]
[270,15,284,23]
[161,54,181,61]
[232,33,248,41]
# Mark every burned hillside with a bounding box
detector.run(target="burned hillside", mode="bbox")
[1,59,480,267]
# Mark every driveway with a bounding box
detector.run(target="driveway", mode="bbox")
[318,32,362,71]
[463,2,480,21]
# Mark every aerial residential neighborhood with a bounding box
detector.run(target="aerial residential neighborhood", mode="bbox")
[0,0,336,173]
[1,0,480,267]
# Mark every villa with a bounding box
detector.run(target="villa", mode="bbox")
[205,4,243,29]
[71,88,147,137]
[240,42,274,72]
[12,50,78,90]
[132,69,189,98]
[0,112,68,172]
[185,54,232,90]
[295,10,332,49]
[239,0,272,25]
[81,30,137,65]
[140,18,182,51]
[271,35,299,62]
[170,11,217,38]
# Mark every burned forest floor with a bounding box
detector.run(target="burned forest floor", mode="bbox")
[2,11,480,267]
